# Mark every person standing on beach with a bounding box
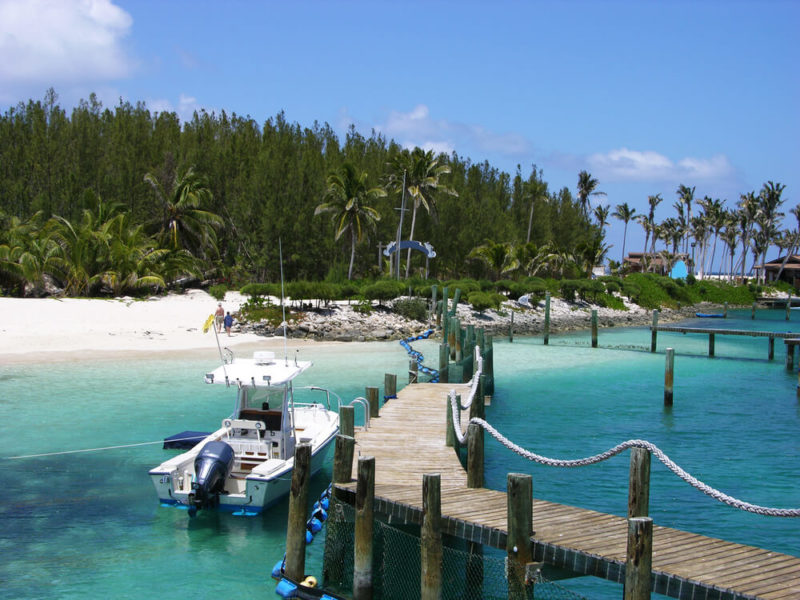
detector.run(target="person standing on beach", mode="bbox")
[215,303,225,333]
[224,312,233,336]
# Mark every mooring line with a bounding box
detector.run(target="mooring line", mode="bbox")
[5,435,207,460]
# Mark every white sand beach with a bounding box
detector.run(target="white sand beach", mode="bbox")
[0,289,303,364]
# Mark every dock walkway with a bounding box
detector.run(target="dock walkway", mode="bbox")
[335,382,800,599]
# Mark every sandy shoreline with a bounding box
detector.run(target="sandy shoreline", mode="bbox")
[0,289,706,365]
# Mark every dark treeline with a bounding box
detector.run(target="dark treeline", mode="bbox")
[0,89,599,294]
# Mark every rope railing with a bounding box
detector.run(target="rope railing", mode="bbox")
[447,397,800,517]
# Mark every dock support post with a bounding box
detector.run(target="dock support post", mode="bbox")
[752,301,757,320]
[366,386,379,419]
[332,435,355,500]
[448,317,457,361]
[431,285,438,325]
[421,473,442,600]
[591,309,598,348]
[664,348,674,407]
[507,473,533,600]
[438,343,449,384]
[708,333,715,357]
[340,405,355,438]
[441,287,448,328]
[769,337,775,360]
[285,443,311,582]
[787,345,796,371]
[628,447,651,518]
[409,359,418,384]
[787,292,792,321]
[467,423,483,488]
[384,372,397,400]
[446,394,459,448]
[354,456,375,600]
[543,292,551,345]
[624,517,653,600]
[455,317,463,361]
[724,301,728,318]
[509,311,514,343]
[650,310,659,352]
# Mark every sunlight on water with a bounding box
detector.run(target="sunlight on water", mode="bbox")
[1,312,798,599]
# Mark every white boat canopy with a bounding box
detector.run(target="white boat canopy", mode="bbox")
[204,351,312,387]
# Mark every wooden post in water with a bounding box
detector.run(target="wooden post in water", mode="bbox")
[467,422,483,488]
[354,456,375,600]
[441,286,449,327]
[409,359,418,384]
[543,292,551,345]
[787,292,792,321]
[769,337,775,360]
[421,473,442,600]
[366,386,379,419]
[650,310,659,352]
[624,517,653,600]
[454,316,463,361]
[438,343,449,384]
[448,317,457,361]
[332,435,355,500]
[787,344,796,371]
[340,405,355,438]
[664,348,674,407]
[384,372,397,400]
[509,311,514,343]
[431,285,438,325]
[285,443,311,582]
[591,309,598,348]
[451,288,461,316]
[708,333,715,357]
[628,447,651,518]
[752,301,757,320]
[507,473,533,600]
[723,301,728,318]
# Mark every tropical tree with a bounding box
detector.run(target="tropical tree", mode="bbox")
[102,213,168,295]
[593,204,610,230]
[736,191,759,280]
[611,202,636,263]
[526,166,548,243]
[385,147,457,278]
[143,165,223,260]
[468,240,520,280]
[676,184,695,253]
[576,170,605,217]
[314,162,385,280]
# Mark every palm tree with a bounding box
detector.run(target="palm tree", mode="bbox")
[315,162,385,280]
[525,167,548,243]
[385,148,457,278]
[756,180,786,279]
[611,203,636,263]
[468,240,520,280]
[576,170,605,217]
[593,204,610,230]
[720,221,738,282]
[676,184,695,253]
[144,166,223,260]
[102,213,168,295]
[736,192,759,281]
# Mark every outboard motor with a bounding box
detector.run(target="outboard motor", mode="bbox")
[188,441,234,516]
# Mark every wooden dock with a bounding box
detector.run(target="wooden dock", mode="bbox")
[334,382,800,599]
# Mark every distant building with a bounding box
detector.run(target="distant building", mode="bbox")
[623,252,690,276]
[754,255,800,288]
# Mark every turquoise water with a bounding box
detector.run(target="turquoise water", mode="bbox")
[1,310,798,599]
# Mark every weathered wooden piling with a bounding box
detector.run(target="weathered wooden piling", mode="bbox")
[769,337,775,360]
[332,435,355,500]
[421,473,442,600]
[723,301,728,318]
[409,359,418,384]
[340,404,355,438]
[507,473,533,600]
[384,372,397,399]
[628,447,651,518]
[354,456,375,600]
[431,285,438,325]
[445,394,459,448]
[650,310,659,352]
[664,348,674,407]
[708,333,715,357]
[752,301,757,320]
[467,422,483,488]
[509,311,514,343]
[543,292,551,345]
[366,386,379,419]
[787,292,792,321]
[285,443,311,581]
[591,309,598,348]
[624,517,653,600]
[438,343,449,384]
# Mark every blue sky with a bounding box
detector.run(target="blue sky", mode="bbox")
[1,0,797,264]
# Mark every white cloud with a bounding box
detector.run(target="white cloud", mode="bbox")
[374,104,530,158]
[586,147,736,183]
[0,0,133,89]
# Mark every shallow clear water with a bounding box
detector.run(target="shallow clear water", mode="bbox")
[1,309,798,599]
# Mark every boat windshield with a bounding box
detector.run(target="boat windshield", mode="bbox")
[241,385,287,412]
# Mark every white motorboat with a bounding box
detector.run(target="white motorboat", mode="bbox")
[149,350,339,516]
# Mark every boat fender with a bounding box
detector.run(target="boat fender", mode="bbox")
[301,575,317,588]
[305,530,313,544]
[308,517,322,533]
[271,559,285,579]
[319,496,329,510]
[275,578,298,598]
[312,507,327,522]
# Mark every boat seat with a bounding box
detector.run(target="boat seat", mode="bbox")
[239,409,282,431]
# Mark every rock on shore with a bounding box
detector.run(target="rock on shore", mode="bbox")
[240,297,705,342]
